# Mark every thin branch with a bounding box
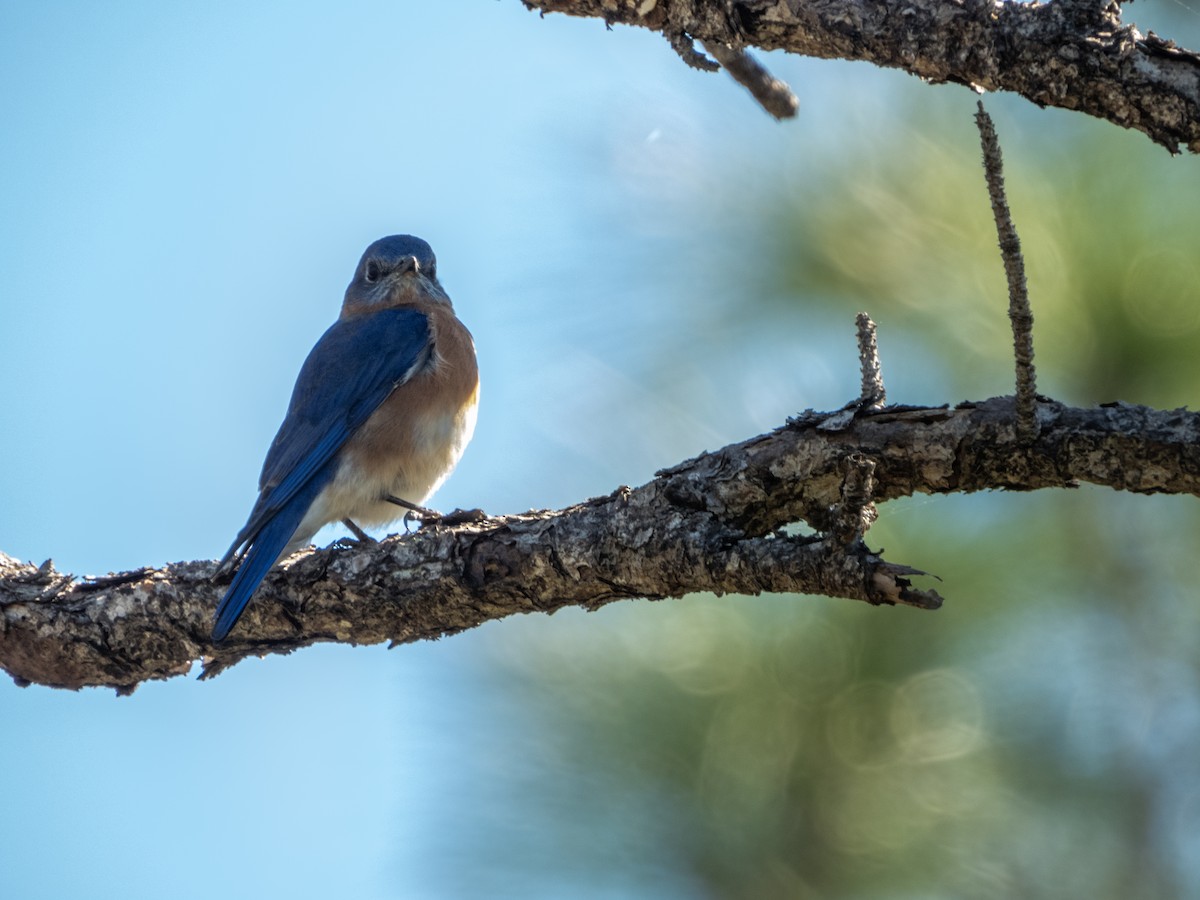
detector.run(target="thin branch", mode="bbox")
[6,395,1200,691]
[975,102,1038,443]
[523,0,1200,153]
[666,29,720,71]
[702,41,799,119]
[855,312,886,409]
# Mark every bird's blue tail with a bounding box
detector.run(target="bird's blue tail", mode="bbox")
[212,495,313,642]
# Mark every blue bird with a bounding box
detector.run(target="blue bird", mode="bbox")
[212,235,478,642]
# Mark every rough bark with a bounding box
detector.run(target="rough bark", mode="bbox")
[4,395,1198,692]
[522,0,1200,153]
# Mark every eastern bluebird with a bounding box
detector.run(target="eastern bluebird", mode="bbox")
[212,234,478,642]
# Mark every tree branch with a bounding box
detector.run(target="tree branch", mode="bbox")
[522,0,1200,153]
[4,395,1199,692]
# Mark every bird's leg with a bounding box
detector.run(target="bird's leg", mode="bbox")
[384,493,435,516]
[342,518,375,543]
[384,494,487,528]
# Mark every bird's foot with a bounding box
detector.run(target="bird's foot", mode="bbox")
[382,495,440,531]
[408,507,488,529]
[384,494,487,529]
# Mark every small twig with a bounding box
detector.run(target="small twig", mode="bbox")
[855,312,887,408]
[975,101,1038,443]
[76,568,154,593]
[702,42,799,119]
[666,30,720,71]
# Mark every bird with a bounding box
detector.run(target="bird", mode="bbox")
[211,234,478,642]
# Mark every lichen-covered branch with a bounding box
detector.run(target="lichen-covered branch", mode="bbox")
[975,102,1038,441]
[702,39,800,118]
[3,395,1199,692]
[521,0,1200,152]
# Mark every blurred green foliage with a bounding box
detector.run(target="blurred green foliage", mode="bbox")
[467,85,1200,898]
[749,107,1200,408]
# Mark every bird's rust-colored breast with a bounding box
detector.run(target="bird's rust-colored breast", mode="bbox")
[339,301,478,515]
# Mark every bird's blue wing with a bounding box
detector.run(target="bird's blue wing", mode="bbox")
[213,307,431,641]
[212,468,332,642]
[254,307,433,520]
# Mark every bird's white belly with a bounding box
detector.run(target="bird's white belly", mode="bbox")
[289,403,477,551]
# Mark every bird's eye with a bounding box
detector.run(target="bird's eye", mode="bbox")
[364,260,382,283]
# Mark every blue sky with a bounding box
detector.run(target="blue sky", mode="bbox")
[0,4,846,897]
[0,1,860,576]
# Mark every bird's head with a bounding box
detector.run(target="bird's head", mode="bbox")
[342,234,450,314]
